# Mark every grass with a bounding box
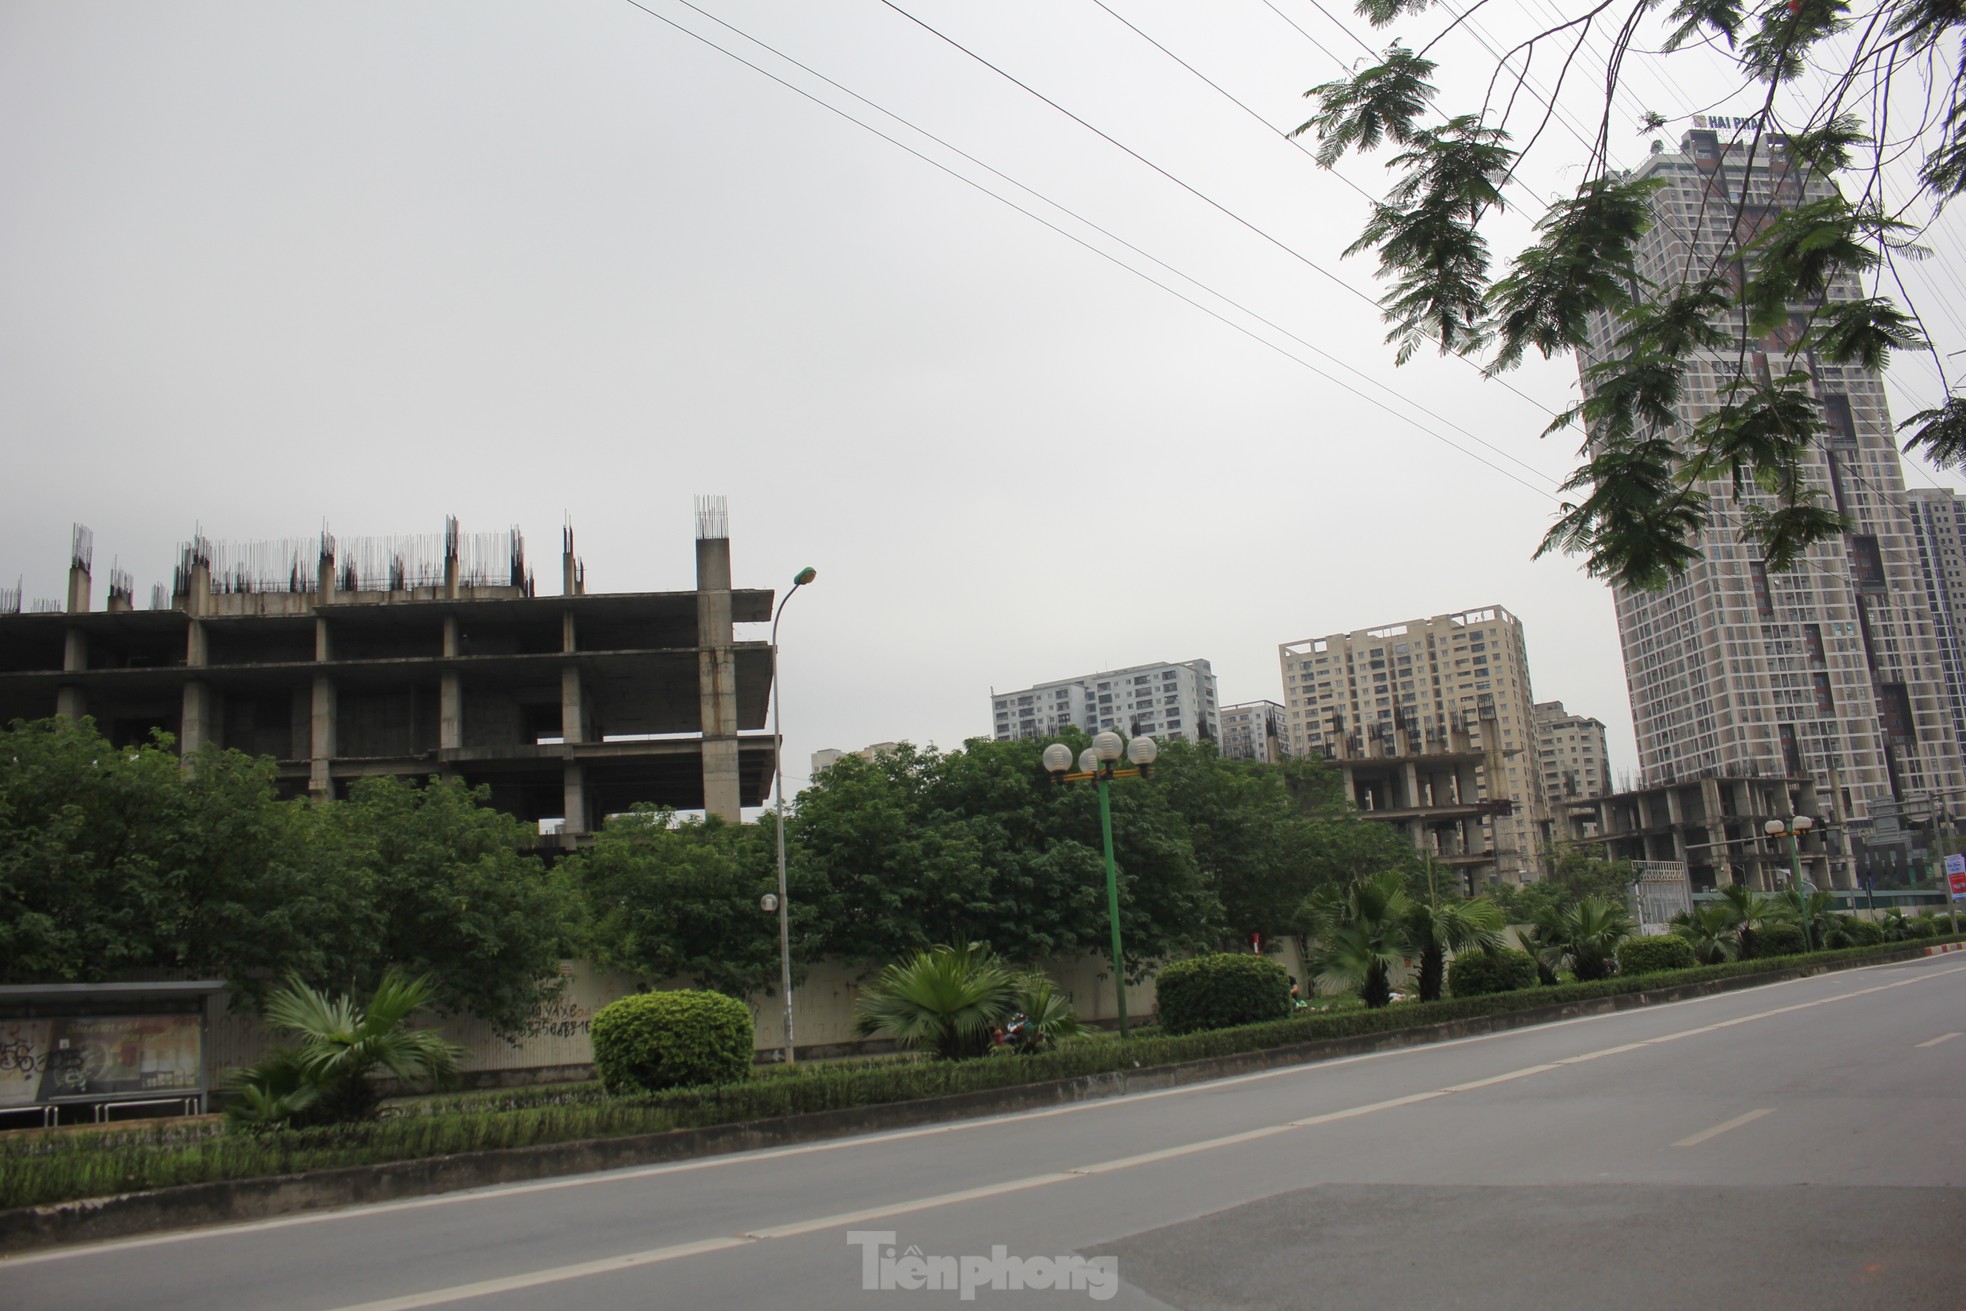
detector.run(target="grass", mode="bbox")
[3,933,1958,1212]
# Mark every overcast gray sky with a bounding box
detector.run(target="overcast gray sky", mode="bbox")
[6,1,1966,798]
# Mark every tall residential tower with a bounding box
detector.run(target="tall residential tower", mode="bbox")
[1580,128,1966,875]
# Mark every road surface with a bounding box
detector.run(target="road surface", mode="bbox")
[7,954,1965,1309]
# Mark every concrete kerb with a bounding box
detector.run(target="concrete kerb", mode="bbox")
[0,945,1940,1256]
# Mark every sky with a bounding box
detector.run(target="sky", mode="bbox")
[5,1,1966,801]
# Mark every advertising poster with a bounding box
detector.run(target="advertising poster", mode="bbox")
[0,1015,205,1103]
[1947,853,1966,901]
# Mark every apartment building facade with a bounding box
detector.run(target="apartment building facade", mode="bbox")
[1533,700,1613,806]
[1279,606,1548,883]
[991,660,1218,745]
[1905,487,1966,769]
[1218,699,1290,763]
[1582,128,1966,860]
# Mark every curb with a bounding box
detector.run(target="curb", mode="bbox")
[0,944,1949,1256]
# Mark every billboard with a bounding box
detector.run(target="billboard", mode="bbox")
[0,1015,203,1107]
[1947,853,1966,901]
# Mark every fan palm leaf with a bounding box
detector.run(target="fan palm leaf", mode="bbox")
[855,942,1021,1060]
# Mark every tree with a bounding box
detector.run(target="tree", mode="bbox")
[1716,883,1782,959]
[1540,845,1639,908]
[563,806,793,999]
[791,737,1221,972]
[1294,0,1966,586]
[313,777,570,1036]
[1544,896,1636,982]
[1670,902,1742,965]
[1303,870,1413,1007]
[228,971,462,1126]
[854,942,1023,1060]
[1400,860,1506,1001]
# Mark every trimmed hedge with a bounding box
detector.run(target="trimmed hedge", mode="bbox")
[1755,923,1808,957]
[1156,953,1293,1034]
[1616,935,1697,976]
[590,990,753,1094]
[5,934,1962,1212]
[1835,918,1885,947]
[1448,947,1538,998]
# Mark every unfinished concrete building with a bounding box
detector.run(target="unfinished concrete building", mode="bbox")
[1555,775,1832,893]
[0,503,776,837]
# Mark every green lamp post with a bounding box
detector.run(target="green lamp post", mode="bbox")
[1043,731,1158,1038]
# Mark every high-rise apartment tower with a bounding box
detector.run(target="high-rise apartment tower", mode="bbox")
[1581,128,1966,864]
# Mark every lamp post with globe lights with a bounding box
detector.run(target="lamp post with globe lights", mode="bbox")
[1043,731,1158,1038]
[1764,814,1816,951]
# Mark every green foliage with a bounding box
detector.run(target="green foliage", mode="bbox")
[227,972,461,1127]
[562,806,789,998]
[12,933,1956,1212]
[1001,974,1089,1054]
[1447,946,1538,997]
[1670,903,1742,965]
[1303,870,1412,1007]
[854,942,1022,1060]
[1716,883,1782,960]
[590,989,754,1094]
[1533,896,1635,982]
[1401,862,1504,1002]
[1292,0,1966,585]
[1155,952,1293,1034]
[1755,922,1809,956]
[1828,916,1885,948]
[1615,935,1698,976]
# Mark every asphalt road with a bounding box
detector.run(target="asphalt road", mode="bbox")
[8,955,1966,1310]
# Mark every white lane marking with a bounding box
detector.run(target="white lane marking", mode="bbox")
[744,1172,1077,1239]
[1915,1031,1961,1048]
[320,1237,754,1311]
[10,959,1964,1270]
[286,963,1966,1311]
[1673,1107,1775,1148]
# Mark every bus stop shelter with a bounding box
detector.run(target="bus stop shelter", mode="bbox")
[0,981,224,1127]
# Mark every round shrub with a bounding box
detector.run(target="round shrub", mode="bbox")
[1156,954,1292,1034]
[1907,916,1940,938]
[590,989,754,1094]
[1755,923,1808,957]
[1615,935,1697,976]
[1447,947,1537,998]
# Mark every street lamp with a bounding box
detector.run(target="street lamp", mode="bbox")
[1764,814,1816,951]
[1043,731,1158,1038]
[770,565,816,1066]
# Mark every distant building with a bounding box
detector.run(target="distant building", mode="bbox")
[1218,700,1289,763]
[811,742,901,774]
[991,660,1218,745]
[0,506,777,839]
[1533,701,1612,806]
[1906,487,1966,772]
[1280,607,1548,885]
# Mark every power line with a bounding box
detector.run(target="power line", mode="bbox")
[611,0,1561,494]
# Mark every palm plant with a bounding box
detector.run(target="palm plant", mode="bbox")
[1670,903,1740,965]
[854,942,1021,1060]
[998,974,1088,1054]
[1776,888,1837,952]
[1517,902,1567,985]
[229,971,462,1126]
[1546,896,1634,982]
[1716,883,1780,960]
[1401,862,1505,1002]
[1306,871,1411,1008]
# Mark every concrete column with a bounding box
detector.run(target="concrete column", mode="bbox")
[560,666,585,745]
[696,535,741,821]
[180,619,212,756]
[562,762,588,837]
[1402,761,1420,810]
[440,615,462,751]
[310,617,335,800]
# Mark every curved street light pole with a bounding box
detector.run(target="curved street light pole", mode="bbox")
[770,566,816,1066]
